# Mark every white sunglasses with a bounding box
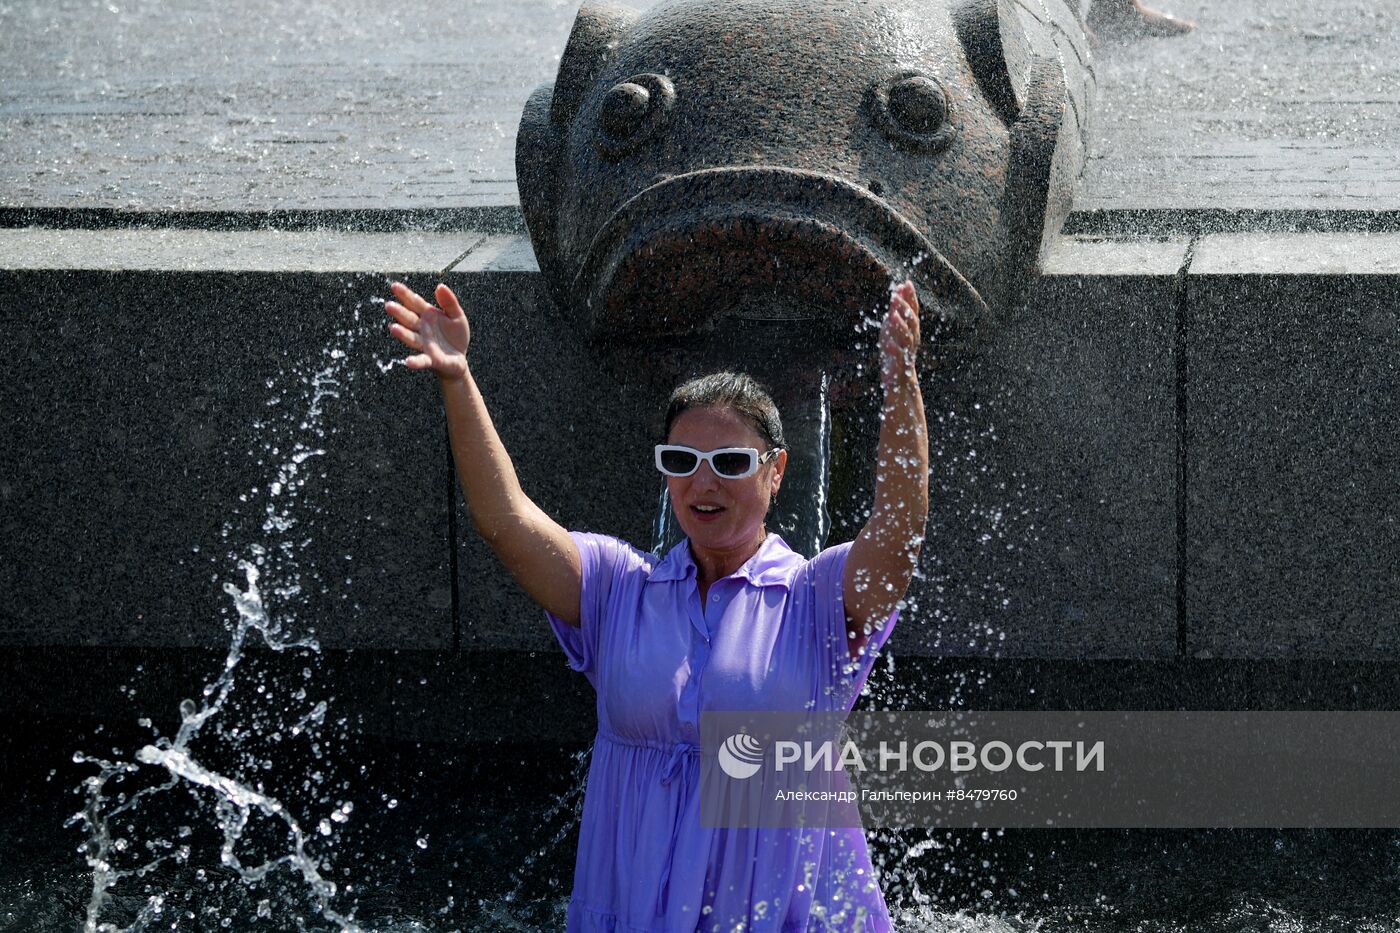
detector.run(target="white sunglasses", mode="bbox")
[654,444,780,479]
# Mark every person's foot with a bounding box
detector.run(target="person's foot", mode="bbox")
[1086,0,1196,43]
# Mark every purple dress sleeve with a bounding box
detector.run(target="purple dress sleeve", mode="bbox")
[545,531,625,680]
[807,540,900,712]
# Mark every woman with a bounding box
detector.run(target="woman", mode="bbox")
[385,278,928,931]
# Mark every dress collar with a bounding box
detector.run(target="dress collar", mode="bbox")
[648,533,803,589]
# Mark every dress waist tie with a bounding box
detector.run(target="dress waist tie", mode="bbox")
[657,741,701,915]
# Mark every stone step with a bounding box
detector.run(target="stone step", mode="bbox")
[8,225,1399,275]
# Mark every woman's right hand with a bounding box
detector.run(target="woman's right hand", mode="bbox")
[385,281,471,382]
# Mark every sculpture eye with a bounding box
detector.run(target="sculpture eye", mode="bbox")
[889,76,947,134]
[601,83,651,137]
[597,73,675,159]
[871,70,956,154]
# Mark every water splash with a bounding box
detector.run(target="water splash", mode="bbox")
[66,294,387,933]
[71,563,357,932]
[498,746,593,906]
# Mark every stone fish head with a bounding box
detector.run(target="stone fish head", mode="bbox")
[516,0,1089,343]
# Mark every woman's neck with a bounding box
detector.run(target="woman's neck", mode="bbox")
[690,528,767,588]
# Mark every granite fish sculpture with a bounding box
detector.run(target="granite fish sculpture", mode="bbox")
[517,0,1187,340]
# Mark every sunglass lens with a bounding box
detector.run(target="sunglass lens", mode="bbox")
[712,451,755,477]
[660,448,699,475]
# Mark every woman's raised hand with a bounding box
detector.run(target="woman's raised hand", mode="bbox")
[844,276,929,660]
[879,278,921,393]
[385,281,471,381]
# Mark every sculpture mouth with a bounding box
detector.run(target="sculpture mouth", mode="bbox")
[572,166,988,341]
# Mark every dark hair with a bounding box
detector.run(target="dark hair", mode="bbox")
[663,371,786,451]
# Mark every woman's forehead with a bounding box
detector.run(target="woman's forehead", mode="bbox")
[667,405,764,444]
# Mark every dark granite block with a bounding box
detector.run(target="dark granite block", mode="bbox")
[893,238,1183,658]
[0,268,452,649]
[1186,235,1400,657]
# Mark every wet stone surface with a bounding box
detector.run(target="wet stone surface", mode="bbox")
[2,0,1398,217]
[1184,249,1400,658]
[0,267,457,649]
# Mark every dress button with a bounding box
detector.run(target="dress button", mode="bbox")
[711,594,719,603]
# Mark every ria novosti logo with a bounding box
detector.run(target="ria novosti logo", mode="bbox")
[717,732,765,779]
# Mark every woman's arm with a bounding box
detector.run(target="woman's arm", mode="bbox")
[842,280,930,660]
[386,281,584,626]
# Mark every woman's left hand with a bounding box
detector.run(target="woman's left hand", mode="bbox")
[879,279,921,393]
[842,277,930,663]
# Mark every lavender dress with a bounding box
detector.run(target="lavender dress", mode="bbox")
[546,531,898,932]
